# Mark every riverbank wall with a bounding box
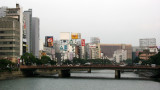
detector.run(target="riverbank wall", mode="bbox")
[0,69,57,80]
[0,71,24,80]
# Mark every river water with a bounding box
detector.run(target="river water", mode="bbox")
[0,70,160,90]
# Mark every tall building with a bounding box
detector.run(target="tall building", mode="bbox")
[90,37,100,44]
[87,43,101,59]
[0,17,20,62]
[5,4,23,56]
[23,9,32,53]
[0,4,23,62]
[113,49,127,63]
[100,44,132,60]
[31,17,39,58]
[139,38,156,49]
[0,7,7,17]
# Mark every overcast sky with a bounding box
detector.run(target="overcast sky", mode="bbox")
[0,0,160,46]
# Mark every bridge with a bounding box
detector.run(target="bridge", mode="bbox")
[20,65,160,79]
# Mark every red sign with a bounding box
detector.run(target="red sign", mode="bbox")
[81,39,85,46]
[45,36,53,47]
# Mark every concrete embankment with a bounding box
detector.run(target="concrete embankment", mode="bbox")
[0,71,24,80]
[135,71,160,79]
[0,70,57,80]
[35,69,57,76]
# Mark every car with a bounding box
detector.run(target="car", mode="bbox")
[75,64,80,66]
[84,62,91,66]
[119,64,126,67]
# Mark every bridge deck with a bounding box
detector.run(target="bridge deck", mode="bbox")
[20,65,160,70]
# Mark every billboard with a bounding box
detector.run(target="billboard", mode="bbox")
[45,36,53,47]
[81,39,85,46]
[60,32,70,40]
[64,45,68,51]
[71,33,81,39]
[89,44,97,48]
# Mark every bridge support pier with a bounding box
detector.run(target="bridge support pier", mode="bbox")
[88,68,91,73]
[21,69,36,77]
[58,69,70,78]
[115,70,121,79]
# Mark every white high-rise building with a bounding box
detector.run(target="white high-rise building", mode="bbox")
[31,17,40,58]
[23,9,32,53]
[139,38,156,49]
[0,7,7,17]
[113,49,127,63]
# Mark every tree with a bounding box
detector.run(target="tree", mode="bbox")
[0,59,13,71]
[50,60,56,65]
[124,59,132,64]
[62,59,72,65]
[149,52,160,65]
[21,53,36,65]
[41,56,51,65]
[133,57,141,64]
[35,58,42,65]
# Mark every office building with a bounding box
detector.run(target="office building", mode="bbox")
[31,17,40,58]
[0,7,7,17]
[90,37,100,44]
[0,17,20,62]
[0,4,23,62]
[139,38,156,49]
[23,9,32,53]
[113,49,127,63]
[100,44,132,60]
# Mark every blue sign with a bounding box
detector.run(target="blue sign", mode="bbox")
[64,45,67,51]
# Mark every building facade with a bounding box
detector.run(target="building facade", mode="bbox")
[0,7,7,17]
[0,17,20,62]
[31,17,40,58]
[139,46,158,60]
[23,9,32,53]
[0,4,23,62]
[113,49,127,63]
[100,44,132,60]
[139,38,156,49]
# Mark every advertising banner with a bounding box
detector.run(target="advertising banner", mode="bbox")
[45,36,53,47]
[81,39,85,46]
[60,32,70,40]
[71,33,78,39]
[64,45,67,51]
[89,44,97,48]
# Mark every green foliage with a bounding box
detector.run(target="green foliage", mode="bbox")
[135,52,160,65]
[133,57,141,64]
[149,52,160,65]
[21,53,57,65]
[72,57,86,65]
[41,56,51,64]
[86,59,111,65]
[35,58,42,65]
[21,52,36,65]
[0,59,13,72]
[141,59,151,65]
[50,60,56,65]
[71,57,111,65]
[124,59,132,64]
[62,59,72,65]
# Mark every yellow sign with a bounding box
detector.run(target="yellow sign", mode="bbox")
[71,33,78,39]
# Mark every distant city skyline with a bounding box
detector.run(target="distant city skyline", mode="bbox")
[0,0,160,46]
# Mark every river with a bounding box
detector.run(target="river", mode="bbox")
[0,70,160,90]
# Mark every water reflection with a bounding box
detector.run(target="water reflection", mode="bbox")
[0,70,160,90]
